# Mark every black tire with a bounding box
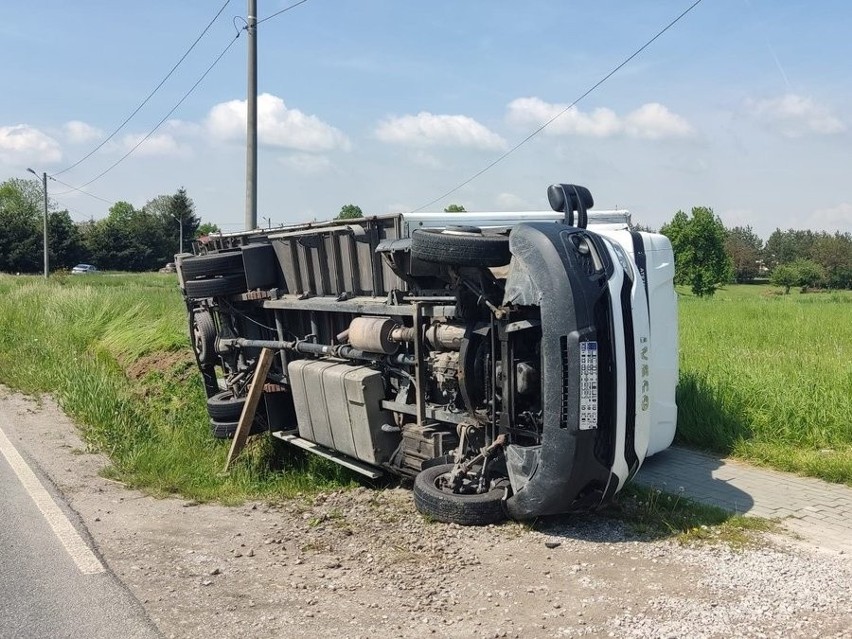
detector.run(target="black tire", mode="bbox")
[411,229,511,267]
[180,252,244,279]
[184,273,247,299]
[413,463,508,526]
[192,310,217,365]
[206,391,245,421]
[209,418,267,439]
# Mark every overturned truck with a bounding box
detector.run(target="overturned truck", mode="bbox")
[177,184,677,525]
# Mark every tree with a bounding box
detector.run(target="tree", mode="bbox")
[725,225,763,283]
[85,200,169,270]
[765,229,816,268]
[107,200,137,225]
[770,259,826,293]
[336,204,363,220]
[144,188,200,256]
[444,204,466,213]
[770,263,798,294]
[794,259,826,288]
[810,232,852,289]
[48,210,85,269]
[0,178,45,273]
[170,187,199,252]
[660,207,733,297]
[196,222,221,237]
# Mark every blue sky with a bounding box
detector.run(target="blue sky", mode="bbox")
[1,0,849,237]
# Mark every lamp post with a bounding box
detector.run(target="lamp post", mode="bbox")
[171,211,184,255]
[26,168,49,278]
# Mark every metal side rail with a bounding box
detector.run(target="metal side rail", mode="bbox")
[271,430,384,479]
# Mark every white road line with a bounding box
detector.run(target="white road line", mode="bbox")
[0,422,105,575]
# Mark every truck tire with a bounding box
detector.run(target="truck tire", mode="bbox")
[192,310,217,366]
[413,463,508,526]
[206,391,246,421]
[209,418,267,439]
[411,228,511,267]
[181,252,244,279]
[184,274,248,299]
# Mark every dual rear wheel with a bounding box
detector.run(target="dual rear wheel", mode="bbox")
[181,252,248,299]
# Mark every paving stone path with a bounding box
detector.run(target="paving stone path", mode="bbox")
[636,446,852,552]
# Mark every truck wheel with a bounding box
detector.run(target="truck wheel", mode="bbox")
[209,418,267,439]
[180,252,244,279]
[413,463,508,526]
[184,274,248,299]
[411,228,511,267]
[206,391,246,421]
[192,311,217,365]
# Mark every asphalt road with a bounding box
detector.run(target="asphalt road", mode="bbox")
[0,428,161,639]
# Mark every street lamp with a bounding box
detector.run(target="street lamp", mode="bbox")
[171,210,184,255]
[26,168,49,278]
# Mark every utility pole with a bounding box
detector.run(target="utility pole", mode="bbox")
[245,0,258,231]
[27,168,49,278]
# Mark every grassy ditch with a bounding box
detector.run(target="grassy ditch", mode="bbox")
[676,285,852,484]
[0,273,354,502]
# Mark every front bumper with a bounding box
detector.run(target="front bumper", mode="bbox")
[501,223,634,519]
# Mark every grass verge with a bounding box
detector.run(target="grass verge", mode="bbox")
[0,273,355,502]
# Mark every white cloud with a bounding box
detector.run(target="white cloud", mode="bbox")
[623,103,694,139]
[63,120,103,144]
[507,97,620,137]
[162,118,202,137]
[506,97,694,139]
[119,132,188,157]
[280,153,332,174]
[206,93,350,152]
[375,112,506,150]
[745,94,846,137]
[0,124,62,164]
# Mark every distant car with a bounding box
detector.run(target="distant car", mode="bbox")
[71,264,98,274]
[159,262,177,274]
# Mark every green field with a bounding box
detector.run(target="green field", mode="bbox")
[0,274,849,505]
[676,284,852,484]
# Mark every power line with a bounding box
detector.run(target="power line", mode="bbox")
[73,31,243,190]
[50,176,115,205]
[256,0,311,25]
[52,198,90,220]
[410,0,705,213]
[48,0,314,202]
[53,0,232,177]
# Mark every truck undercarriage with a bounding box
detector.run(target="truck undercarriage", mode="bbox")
[177,184,677,525]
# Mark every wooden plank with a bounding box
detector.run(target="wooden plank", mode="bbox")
[224,347,274,472]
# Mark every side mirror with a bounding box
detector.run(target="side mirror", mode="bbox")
[547,183,593,228]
